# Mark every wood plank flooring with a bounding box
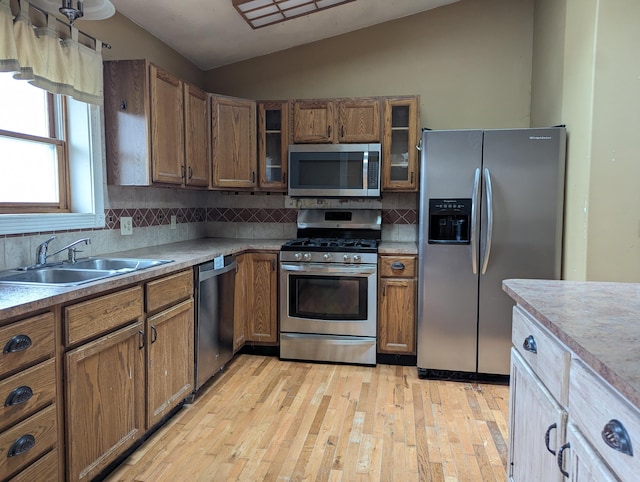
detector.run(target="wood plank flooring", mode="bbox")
[105,354,510,481]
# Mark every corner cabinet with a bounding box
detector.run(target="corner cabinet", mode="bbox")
[211,94,257,189]
[234,252,278,345]
[292,98,381,144]
[378,255,417,354]
[382,96,420,191]
[257,101,289,191]
[104,60,210,188]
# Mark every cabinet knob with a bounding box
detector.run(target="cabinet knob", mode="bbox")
[7,434,36,458]
[3,334,32,354]
[4,386,33,407]
[602,419,633,456]
[523,335,537,354]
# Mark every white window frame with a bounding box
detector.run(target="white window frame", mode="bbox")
[0,99,105,235]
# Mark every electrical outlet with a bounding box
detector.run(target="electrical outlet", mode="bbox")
[170,215,177,230]
[120,216,133,235]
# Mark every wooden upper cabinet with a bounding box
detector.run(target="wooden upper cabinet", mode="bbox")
[211,94,257,189]
[293,100,335,143]
[104,60,210,189]
[258,101,289,191]
[184,84,210,187]
[337,98,380,143]
[382,96,420,191]
[293,98,381,144]
[150,65,185,185]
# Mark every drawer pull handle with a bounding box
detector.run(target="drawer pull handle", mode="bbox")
[556,442,570,477]
[602,419,633,456]
[7,434,36,458]
[544,423,557,455]
[4,386,33,407]
[390,262,406,271]
[523,335,537,354]
[3,334,32,354]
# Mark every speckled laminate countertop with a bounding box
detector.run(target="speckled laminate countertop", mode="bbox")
[378,241,417,255]
[503,278,640,411]
[0,238,285,321]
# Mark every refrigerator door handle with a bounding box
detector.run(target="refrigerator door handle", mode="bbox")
[481,167,494,274]
[471,167,481,274]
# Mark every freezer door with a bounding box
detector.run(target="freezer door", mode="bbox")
[477,128,566,375]
[417,129,483,373]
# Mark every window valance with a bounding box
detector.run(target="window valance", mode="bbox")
[0,0,104,104]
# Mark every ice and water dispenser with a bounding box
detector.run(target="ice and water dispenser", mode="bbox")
[428,199,471,244]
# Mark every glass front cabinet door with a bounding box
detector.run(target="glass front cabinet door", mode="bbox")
[382,96,419,191]
[258,101,290,191]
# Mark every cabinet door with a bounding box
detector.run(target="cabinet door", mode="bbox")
[561,423,619,482]
[258,101,289,191]
[147,299,194,428]
[65,322,145,481]
[293,100,335,143]
[378,278,416,354]
[211,95,257,188]
[382,97,419,191]
[233,254,248,352]
[338,98,381,143]
[509,349,567,482]
[245,253,278,344]
[184,83,210,187]
[150,64,185,185]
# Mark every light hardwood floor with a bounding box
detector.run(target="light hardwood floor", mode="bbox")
[105,354,510,481]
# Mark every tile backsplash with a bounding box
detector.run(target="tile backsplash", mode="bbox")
[0,188,417,271]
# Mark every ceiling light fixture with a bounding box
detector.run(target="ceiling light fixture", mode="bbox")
[31,0,116,25]
[232,0,356,29]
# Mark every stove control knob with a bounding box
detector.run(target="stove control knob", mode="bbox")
[323,253,332,262]
[302,252,312,262]
[294,252,303,261]
[353,255,361,263]
[343,254,350,263]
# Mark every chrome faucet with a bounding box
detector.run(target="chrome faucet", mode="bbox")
[35,236,91,265]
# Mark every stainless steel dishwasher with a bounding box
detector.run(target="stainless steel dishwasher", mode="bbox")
[195,255,236,391]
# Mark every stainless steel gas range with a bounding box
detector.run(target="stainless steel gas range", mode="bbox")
[279,209,381,365]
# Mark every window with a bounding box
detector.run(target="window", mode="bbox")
[0,72,68,212]
[0,73,104,234]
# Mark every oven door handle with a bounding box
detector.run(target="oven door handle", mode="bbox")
[280,263,377,275]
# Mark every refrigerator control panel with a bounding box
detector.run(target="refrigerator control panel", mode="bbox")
[428,198,471,244]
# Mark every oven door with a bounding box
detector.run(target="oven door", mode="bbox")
[279,262,377,337]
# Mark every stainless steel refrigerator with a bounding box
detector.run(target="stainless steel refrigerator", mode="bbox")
[417,127,566,378]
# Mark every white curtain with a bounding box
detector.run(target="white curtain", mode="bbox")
[0,0,104,104]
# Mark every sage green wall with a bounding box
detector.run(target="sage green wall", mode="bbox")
[204,0,535,130]
[79,12,204,87]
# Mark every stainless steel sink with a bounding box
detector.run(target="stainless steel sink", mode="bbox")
[0,258,173,286]
[69,258,172,272]
[0,268,115,286]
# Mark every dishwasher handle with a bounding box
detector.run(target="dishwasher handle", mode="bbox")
[198,258,237,281]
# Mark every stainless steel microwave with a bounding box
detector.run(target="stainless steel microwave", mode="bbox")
[288,143,381,198]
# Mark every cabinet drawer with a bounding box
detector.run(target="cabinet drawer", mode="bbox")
[0,312,55,377]
[146,269,193,314]
[0,404,57,480]
[512,305,570,405]
[64,286,143,345]
[379,256,416,278]
[10,448,58,482]
[569,358,640,481]
[0,359,56,432]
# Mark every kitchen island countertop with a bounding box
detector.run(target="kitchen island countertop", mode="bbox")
[503,278,640,411]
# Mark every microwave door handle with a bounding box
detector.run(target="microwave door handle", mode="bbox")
[363,150,369,190]
[471,168,481,274]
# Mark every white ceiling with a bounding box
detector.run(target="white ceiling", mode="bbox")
[110,0,459,71]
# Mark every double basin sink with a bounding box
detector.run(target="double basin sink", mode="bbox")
[0,258,173,287]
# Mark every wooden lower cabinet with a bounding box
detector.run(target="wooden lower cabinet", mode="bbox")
[378,255,416,354]
[146,298,194,428]
[65,322,145,481]
[234,252,278,346]
[233,254,248,352]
